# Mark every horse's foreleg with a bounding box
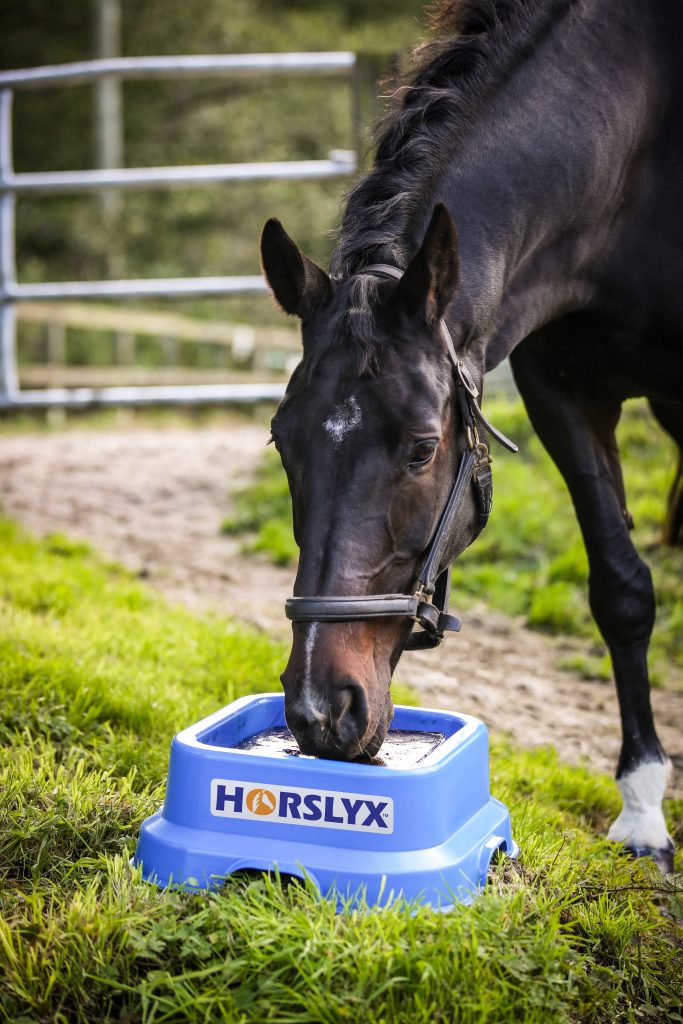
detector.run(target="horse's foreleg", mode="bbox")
[649,398,683,546]
[510,326,674,873]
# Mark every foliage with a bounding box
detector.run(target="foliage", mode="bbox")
[0,517,681,1023]
[1,0,426,334]
[223,399,683,688]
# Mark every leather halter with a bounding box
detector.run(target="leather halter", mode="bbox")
[285,263,518,651]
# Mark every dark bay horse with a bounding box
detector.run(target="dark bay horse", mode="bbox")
[260,0,682,872]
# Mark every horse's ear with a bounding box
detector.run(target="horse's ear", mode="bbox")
[260,218,331,318]
[395,204,459,324]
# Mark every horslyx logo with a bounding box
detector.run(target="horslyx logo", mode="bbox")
[210,779,394,834]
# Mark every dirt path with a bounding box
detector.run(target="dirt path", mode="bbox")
[1,421,680,795]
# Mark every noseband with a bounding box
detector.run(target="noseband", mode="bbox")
[285,264,518,651]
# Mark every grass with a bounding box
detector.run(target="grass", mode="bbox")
[0,517,682,1023]
[0,403,267,437]
[222,398,683,689]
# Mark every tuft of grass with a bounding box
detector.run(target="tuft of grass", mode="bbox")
[1,744,157,885]
[222,459,297,565]
[555,651,613,682]
[223,399,683,689]
[0,404,263,437]
[0,517,286,781]
[0,519,681,1023]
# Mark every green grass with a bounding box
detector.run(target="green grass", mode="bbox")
[223,399,683,688]
[0,521,285,783]
[0,403,266,437]
[0,518,681,1022]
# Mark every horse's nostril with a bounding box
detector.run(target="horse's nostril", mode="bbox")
[284,705,319,739]
[331,681,369,748]
[334,687,353,721]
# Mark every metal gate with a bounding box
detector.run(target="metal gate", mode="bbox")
[0,53,360,409]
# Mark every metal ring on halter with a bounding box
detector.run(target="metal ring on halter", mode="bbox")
[466,423,480,449]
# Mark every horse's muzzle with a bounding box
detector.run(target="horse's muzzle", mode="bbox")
[282,675,389,761]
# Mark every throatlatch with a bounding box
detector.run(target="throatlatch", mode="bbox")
[285,263,518,651]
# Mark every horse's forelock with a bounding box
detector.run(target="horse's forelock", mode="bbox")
[304,275,385,379]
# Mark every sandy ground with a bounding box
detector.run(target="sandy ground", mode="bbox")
[0,420,680,796]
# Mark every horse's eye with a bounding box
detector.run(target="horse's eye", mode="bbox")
[409,439,438,467]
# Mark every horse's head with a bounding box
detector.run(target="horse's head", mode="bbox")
[261,205,486,760]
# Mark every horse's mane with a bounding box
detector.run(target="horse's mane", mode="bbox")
[330,0,571,280]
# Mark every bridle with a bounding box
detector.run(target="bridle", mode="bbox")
[284,264,518,651]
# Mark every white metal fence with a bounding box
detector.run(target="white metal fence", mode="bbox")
[0,53,359,409]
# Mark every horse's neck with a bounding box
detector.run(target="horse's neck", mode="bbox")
[431,0,658,372]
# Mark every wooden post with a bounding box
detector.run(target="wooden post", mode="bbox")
[231,326,255,368]
[115,331,135,365]
[46,320,66,367]
[94,0,125,277]
[161,335,179,366]
[94,0,124,196]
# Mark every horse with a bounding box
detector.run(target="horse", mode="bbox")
[259,0,682,873]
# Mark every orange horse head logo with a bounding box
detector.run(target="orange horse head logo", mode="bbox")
[246,787,277,815]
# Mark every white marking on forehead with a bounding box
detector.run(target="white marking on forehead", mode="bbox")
[324,394,362,447]
[607,759,672,850]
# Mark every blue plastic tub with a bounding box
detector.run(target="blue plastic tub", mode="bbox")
[134,693,518,910]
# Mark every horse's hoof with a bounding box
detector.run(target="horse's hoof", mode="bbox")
[624,840,675,875]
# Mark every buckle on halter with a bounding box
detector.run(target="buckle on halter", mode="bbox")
[472,442,492,481]
[466,422,480,449]
[415,601,441,632]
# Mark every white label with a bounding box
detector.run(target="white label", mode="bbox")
[210,779,394,834]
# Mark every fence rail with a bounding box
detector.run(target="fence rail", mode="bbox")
[0,52,357,89]
[8,383,288,408]
[6,278,269,303]
[2,155,356,197]
[17,301,299,349]
[0,52,360,409]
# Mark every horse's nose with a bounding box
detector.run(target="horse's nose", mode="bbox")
[284,677,370,759]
